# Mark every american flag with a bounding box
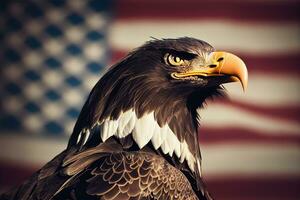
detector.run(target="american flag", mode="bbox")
[0,0,299,199]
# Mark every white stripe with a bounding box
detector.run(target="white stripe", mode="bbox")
[0,134,67,165]
[224,73,300,107]
[109,20,300,54]
[202,143,300,177]
[0,134,299,176]
[198,104,300,136]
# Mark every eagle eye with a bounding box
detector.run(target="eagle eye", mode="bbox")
[164,53,185,66]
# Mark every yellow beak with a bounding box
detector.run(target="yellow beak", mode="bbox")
[171,51,248,91]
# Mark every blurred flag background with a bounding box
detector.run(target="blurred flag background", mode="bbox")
[0,0,299,199]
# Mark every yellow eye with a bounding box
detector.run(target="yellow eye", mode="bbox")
[165,53,185,66]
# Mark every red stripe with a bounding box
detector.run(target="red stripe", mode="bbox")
[116,0,300,22]
[206,176,300,200]
[216,99,300,123]
[199,127,300,144]
[0,163,299,199]
[111,50,300,75]
[0,161,39,189]
[239,53,300,75]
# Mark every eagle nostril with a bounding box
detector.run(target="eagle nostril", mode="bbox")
[217,57,224,62]
[208,64,217,68]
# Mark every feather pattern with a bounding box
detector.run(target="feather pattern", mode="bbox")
[86,151,198,200]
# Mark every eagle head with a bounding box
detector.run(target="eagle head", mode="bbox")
[129,37,247,91]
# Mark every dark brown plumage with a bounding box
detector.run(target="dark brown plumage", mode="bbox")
[1,37,247,200]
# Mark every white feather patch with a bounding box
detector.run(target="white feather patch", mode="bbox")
[166,129,180,157]
[84,109,197,172]
[159,125,168,146]
[197,158,202,177]
[132,112,155,148]
[101,119,118,142]
[165,130,174,156]
[117,109,134,138]
[161,140,170,154]
[76,131,82,144]
[180,142,188,163]
[151,123,163,149]
[123,111,136,136]
[174,139,181,158]
[82,129,90,145]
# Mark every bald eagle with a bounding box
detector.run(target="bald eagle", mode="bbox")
[1,37,247,200]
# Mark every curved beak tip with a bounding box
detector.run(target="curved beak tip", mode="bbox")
[241,80,247,92]
[241,73,248,92]
[237,61,248,92]
[235,61,248,92]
